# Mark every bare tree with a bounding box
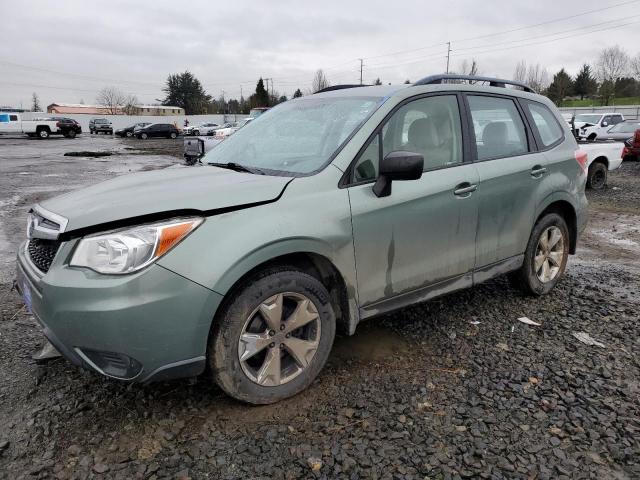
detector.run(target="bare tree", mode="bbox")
[122,94,139,115]
[96,86,126,114]
[513,61,527,83]
[459,59,479,76]
[513,61,549,92]
[596,45,629,82]
[631,54,640,80]
[526,64,550,92]
[31,92,41,112]
[311,69,330,93]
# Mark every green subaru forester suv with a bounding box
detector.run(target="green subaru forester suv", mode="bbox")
[16,75,588,404]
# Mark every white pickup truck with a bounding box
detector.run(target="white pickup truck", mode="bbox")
[0,112,70,138]
[580,141,624,190]
[572,112,625,141]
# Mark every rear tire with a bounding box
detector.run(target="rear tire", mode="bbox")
[509,213,569,296]
[66,130,77,139]
[587,161,607,190]
[140,133,148,139]
[210,268,336,404]
[37,128,50,139]
[126,131,133,137]
[170,132,177,139]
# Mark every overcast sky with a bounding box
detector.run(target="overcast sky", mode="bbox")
[1,0,639,109]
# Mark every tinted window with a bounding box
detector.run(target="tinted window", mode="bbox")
[468,96,528,161]
[9,115,18,121]
[524,101,563,148]
[352,95,463,181]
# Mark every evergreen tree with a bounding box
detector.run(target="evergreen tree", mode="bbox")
[293,89,303,98]
[250,78,270,107]
[162,71,211,114]
[546,69,573,106]
[573,64,597,100]
[374,78,382,85]
[31,93,41,112]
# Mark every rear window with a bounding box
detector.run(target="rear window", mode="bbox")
[524,101,564,148]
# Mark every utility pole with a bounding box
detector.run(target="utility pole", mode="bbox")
[359,59,363,85]
[445,42,451,74]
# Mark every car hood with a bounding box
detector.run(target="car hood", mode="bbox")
[41,167,292,234]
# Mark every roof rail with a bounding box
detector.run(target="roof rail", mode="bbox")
[413,74,535,93]
[314,84,370,94]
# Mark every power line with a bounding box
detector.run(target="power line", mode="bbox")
[358,0,639,63]
[449,19,640,58]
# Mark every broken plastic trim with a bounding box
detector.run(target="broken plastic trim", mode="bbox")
[58,178,294,241]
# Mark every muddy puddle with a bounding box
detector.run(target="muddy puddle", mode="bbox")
[330,321,413,364]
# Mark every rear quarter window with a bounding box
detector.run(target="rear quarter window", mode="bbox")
[524,101,564,148]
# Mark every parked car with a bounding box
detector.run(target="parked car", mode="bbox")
[0,112,78,139]
[598,121,640,142]
[249,107,270,118]
[215,118,253,138]
[50,117,82,138]
[622,129,640,161]
[192,123,220,136]
[573,112,624,141]
[89,118,113,135]
[136,123,180,139]
[578,141,625,189]
[15,75,588,404]
[115,122,152,138]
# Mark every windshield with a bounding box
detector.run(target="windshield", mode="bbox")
[609,122,640,133]
[574,114,601,124]
[203,96,382,175]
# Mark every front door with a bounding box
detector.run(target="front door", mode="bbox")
[348,94,479,310]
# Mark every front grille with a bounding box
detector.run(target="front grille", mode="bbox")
[28,238,61,273]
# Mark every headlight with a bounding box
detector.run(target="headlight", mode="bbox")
[70,217,203,274]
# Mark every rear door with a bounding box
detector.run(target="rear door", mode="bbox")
[348,93,479,309]
[466,94,547,271]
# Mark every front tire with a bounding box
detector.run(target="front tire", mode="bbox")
[210,269,336,404]
[509,213,569,296]
[126,131,133,137]
[140,132,148,139]
[170,132,177,139]
[587,161,607,190]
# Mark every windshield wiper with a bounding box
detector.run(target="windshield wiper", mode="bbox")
[207,162,261,174]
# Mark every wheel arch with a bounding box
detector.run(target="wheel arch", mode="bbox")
[212,246,358,337]
[591,155,609,168]
[535,197,578,254]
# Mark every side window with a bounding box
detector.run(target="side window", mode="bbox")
[612,115,623,125]
[352,134,380,182]
[9,115,18,121]
[468,95,528,161]
[524,101,563,148]
[351,95,463,182]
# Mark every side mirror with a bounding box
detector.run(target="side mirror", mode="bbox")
[602,122,608,127]
[373,151,423,197]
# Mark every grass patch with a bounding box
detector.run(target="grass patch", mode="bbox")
[561,97,640,107]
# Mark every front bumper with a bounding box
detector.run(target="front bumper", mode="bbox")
[16,241,222,382]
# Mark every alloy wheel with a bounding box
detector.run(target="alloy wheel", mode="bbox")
[534,226,565,282]
[238,292,321,387]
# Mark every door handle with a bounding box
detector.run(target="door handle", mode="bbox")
[531,165,547,178]
[453,182,478,197]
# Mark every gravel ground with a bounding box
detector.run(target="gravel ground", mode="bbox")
[0,136,638,479]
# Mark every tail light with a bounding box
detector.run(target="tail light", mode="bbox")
[574,150,588,172]
[56,121,61,128]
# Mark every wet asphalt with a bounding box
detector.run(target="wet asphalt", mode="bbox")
[0,134,639,479]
